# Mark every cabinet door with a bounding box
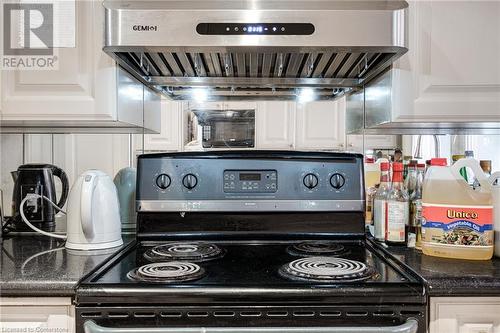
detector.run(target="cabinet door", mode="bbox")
[393,1,500,123]
[256,101,294,149]
[1,1,116,123]
[295,99,346,150]
[144,100,182,151]
[224,102,257,110]
[0,298,75,333]
[346,135,364,153]
[185,101,224,111]
[347,135,398,153]
[430,297,500,333]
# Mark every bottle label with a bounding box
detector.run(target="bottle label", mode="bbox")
[386,201,408,242]
[421,204,493,247]
[373,199,386,240]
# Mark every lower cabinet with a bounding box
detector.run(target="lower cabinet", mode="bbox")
[0,297,75,332]
[430,297,500,333]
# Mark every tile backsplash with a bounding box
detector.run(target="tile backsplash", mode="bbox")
[0,133,138,216]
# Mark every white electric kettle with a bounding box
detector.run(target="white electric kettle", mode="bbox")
[65,170,123,250]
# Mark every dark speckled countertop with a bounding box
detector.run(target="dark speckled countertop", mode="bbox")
[372,239,500,296]
[0,234,135,296]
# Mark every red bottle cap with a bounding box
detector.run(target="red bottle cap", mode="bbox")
[365,157,375,163]
[417,163,426,168]
[392,162,403,172]
[380,162,390,171]
[430,158,448,166]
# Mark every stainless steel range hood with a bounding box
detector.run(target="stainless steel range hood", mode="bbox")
[103,0,408,101]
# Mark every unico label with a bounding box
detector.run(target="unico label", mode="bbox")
[421,204,493,247]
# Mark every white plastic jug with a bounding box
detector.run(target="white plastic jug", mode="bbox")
[421,158,493,260]
[490,171,500,257]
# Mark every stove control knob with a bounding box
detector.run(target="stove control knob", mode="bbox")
[330,173,346,189]
[182,174,198,190]
[155,174,171,190]
[303,173,319,189]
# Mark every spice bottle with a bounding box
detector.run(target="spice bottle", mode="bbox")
[409,164,425,249]
[373,162,391,242]
[386,162,409,245]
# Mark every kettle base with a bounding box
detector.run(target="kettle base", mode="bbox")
[65,238,123,251]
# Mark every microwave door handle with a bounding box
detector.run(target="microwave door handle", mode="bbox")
[84,319,418,333]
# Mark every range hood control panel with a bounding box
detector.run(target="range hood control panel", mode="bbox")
[196,23,315,35]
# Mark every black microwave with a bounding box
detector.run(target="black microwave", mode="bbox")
[188,109,255,148]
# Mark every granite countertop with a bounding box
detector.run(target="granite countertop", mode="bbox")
[376,240,500,297]
[0,234,135,297]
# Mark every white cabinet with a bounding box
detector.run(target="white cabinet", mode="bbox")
[0,297,75,333]
[391,0,500,123]
[346,135,398,153]
[0,1,159,132]
[295,99,346,150]
[430,297,500,333]
[144,99,183,151]
[185,101,256,111]
[256,101,295,149]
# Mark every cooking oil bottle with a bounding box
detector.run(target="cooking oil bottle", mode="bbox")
[421,158,493,260]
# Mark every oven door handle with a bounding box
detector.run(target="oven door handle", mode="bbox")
[84,318,418,333]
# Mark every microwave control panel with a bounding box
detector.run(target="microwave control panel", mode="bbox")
[223,170,277,193]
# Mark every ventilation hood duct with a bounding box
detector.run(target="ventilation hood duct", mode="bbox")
[103,0,408,101]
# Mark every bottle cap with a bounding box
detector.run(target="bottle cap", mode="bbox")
[452,154,465,161]
[431,158,448,166]
[365,157,375,163]
[392,162,404,171]
[417,163,426,168]
[480,160,491,171]
[464,150,474,158]
[380,162,390,171]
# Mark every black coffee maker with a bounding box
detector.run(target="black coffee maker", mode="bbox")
[11,164,69,231]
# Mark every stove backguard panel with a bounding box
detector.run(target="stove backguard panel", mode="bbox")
[135,151,366,238]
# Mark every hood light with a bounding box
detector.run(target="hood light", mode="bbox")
[297,88,316,103]
[191,88,209,102]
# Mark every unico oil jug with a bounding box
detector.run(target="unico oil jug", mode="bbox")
[421,158,493,260]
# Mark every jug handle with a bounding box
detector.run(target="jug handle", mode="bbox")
[51,166,69,209]
[490,171,500,186]
[451,158,492,191]
[81,174,97,239]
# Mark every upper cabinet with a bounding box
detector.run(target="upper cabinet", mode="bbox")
[393,0,500,124]
[295,99,346,150]
[350,0,500,132]
[0,1,160,133]
[143,99,183,152]
[256,102,295,150]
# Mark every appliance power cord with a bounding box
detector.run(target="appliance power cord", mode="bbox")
[20,194,67,240]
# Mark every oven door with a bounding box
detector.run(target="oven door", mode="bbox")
[84,319,418,333]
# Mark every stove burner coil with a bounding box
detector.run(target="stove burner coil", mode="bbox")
[144,242,225,262]
[279,257,374,282]
[127,262,205,283]
[287,241,348,257]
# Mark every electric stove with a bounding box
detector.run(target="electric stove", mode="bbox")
[76,151,426,333]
